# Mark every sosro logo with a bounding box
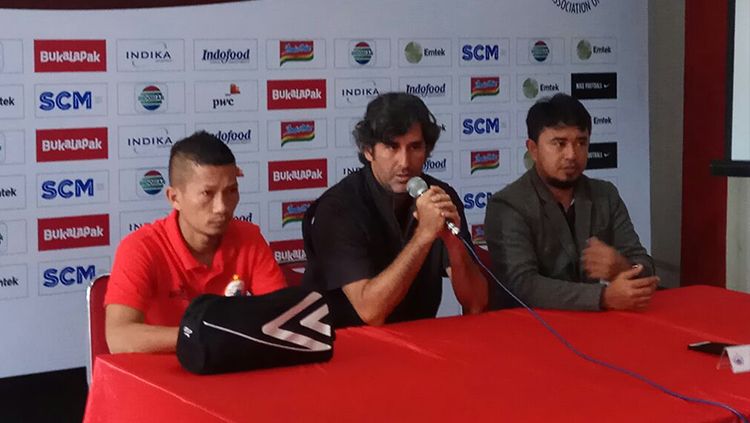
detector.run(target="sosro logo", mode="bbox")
[269,239,306,264]
[203,48,250,64]
[280,40,314,66]
[38,214,109,251]
[267,79,326,110]
[406,83,446,97]
[463,191,493,210]
[268,158,327,191]
[41,178,94,199]
[470,150,500,174]
[281,201,311,227]
[34,40,107,72]
[43,264,96,287]
[281,121,315,146]
[140,170,166,195]
[471,77,499,100]
[471,224,486,245]
[39,91,92,111]
[423,157,447,172]
[36,127,108,162]
[461,43,500,61]
[462,116,502,135]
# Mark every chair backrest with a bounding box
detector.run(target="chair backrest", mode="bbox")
[280,262,305,287]
[86,274,110,385]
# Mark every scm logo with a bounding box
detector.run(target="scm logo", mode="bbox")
[42,265,96,287]
[463,191,493,210]
[39,91,91,111]
[461,44,500,61]
[41,178,94,199]
[462,117,501,135]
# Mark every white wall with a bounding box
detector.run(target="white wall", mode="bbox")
[726,179,750,292]
[648,1,684,288]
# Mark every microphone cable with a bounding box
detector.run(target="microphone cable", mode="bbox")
[460,237,748,423]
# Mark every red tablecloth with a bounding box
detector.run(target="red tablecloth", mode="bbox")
[84,286,750,422]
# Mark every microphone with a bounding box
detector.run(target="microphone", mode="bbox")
[406,176,461,236]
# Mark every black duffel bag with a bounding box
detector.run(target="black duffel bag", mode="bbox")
[177,286,334,375]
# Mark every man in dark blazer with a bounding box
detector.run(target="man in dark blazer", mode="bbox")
[484,93,658,311]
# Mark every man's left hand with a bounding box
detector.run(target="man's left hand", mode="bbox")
[582,237,630,281]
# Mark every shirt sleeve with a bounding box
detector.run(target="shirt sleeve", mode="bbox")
[308,196,376,291]
[104,232,155,313]
[246,228,287,295]
[606,182,655,277]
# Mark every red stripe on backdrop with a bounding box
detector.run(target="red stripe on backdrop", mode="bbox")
[681,0,728,287]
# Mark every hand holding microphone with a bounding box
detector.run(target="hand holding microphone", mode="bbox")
[407,176,461,242]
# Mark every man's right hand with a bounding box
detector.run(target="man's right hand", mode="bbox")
[413,186,456,244]
[601,265,659,311]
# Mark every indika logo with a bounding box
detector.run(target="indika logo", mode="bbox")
[36,127,108,162]
[38,214,109,251]
[138,85,164,111]
[470,150,500,174]
[267,79,326,110]
[351,41,373,65]
[281,201,312,227]
[269,239,306,264]
[471,224,486,245]
[281,121,315,146]
[268,159,327,191]
[471,77,500,100]
[140,170,165,195]
[280,40,314,66]
[34,40,106,72]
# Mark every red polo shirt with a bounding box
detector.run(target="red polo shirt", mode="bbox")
[105,210,286,326]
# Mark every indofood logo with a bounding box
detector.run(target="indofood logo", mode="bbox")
[138,85,164,111]
[405,83,446,97]
[470,150,500,174]
[351,41,373,65]
[280,40,314,66]
[471,77,499,100]
[281,121,315,146]
[531,40,550,62]
[551,0,600,14]
[139,170,166,195]
[522,78,539,99]
[281,201,312,227]
[203,48,250,65]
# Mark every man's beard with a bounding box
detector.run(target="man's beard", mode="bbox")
[545,175,578,189]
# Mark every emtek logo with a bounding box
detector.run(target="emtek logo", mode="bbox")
[39,91,91,111]
[462,116,502,135]
[41,178,94,199]
[462,43,500,61]
[42,264,96,287]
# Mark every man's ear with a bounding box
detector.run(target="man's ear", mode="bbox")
[363,145,374,163]
[166,186,180,211]
[526,139,538,163]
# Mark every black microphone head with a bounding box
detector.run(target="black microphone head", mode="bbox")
[407,176,429,198]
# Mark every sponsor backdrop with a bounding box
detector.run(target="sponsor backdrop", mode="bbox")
[0,0,648,377]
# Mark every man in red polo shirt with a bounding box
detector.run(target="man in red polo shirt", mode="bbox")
[105,131,286,353]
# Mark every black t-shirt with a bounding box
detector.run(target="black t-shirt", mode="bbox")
[301,165,471,328]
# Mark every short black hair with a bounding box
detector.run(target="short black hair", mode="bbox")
[168,131,236,187]
[526,93,591,142]
[352,92,442,164]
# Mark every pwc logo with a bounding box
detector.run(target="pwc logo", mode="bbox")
[34,40,107,72]
[38,214,109,251]
[269,239,306,264]
[268,158,327,191]
[281,200,312,227]
[281,120,315,146]
[267,79,326,110]
[36,127,108,162]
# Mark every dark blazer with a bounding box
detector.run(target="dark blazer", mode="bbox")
[484,168,654,311]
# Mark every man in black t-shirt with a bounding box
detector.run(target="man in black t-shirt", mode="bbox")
[302,93,488,328]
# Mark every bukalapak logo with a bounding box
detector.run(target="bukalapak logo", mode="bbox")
[281,200,312,227]
[586,142,618,169]
[281,121,315,146]
[267,79,326,110]
[38,214,109,251]
[571,73,617,100]
[36,127,108,162]
[268,158,327,191]
[34,40,107,72]
[269,239,306,264]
